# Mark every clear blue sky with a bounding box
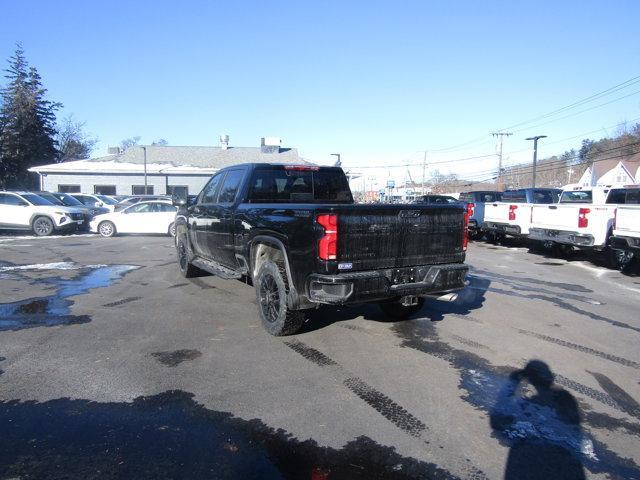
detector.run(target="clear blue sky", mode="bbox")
[1,0,639,186]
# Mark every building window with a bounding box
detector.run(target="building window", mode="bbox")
[94,185,116,195]
[132,185,154,195]
[58,184,81,193]
[167,185,188,197]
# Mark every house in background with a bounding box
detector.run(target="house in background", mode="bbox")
[575,157,639,188]
[28,137,306,196]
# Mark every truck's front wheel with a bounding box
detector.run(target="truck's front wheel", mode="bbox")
[255,260,303,336]
[378,297,425,319]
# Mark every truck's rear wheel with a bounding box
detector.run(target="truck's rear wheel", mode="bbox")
[606,246,633,270]
[378,297,425,319]
[255,260,303,336]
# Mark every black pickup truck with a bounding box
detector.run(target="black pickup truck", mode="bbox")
[173,163,469,335]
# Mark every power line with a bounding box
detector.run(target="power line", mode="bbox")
[497,75,640,132]
[424,73,640,152]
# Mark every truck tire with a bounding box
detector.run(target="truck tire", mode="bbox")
[176,235,198,278]
[32,216,54,236]
[378,297,425,319]
[605,246,633,271]
[255,260,304,336]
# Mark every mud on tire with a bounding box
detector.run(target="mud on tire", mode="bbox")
[255,260,304,336]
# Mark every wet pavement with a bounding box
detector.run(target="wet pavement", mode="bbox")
[0,234,639,479]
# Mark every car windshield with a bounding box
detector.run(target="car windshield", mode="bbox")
[96,195,117,205]
[37,193,65,205]
[21,193,55,206]
[55,193,84,206]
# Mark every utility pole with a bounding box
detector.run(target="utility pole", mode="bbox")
[525,135,547,187]
[421,151,427,195]
[491,132,512,184]
[142,146,148,193]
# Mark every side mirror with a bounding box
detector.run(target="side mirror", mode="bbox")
[172,195,187,207]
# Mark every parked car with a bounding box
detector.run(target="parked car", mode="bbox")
[414,194,460,204]
[482,188,561,240]
[174,163,469,336]
[458,191,503,238]
[33,191,110,230]
[70,193,118,211]
[90,200,178,237]
[528,185,640,263]
[114,195,172,211]
[0,191,85,236]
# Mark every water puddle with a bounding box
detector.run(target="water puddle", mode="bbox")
[0,264,138,331]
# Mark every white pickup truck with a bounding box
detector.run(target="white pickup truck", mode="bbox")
[528,186,640,255]
[610,198,640,260]
[482,188,561,240]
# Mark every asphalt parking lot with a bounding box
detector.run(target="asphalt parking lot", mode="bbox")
[1,234,639,479]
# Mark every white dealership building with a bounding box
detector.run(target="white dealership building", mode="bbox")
[28,137,306,197]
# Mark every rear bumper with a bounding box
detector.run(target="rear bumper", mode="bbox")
[528,227,594,247]
[610,235,640,252]
[307,263,468,305]
[482,222,522,236]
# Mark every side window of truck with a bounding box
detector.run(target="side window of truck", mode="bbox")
[218,169,244,204]
[199,173,224,204]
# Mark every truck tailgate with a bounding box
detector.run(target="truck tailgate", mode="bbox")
[614,206,640,238]
[336,205,465,271]
[531,204,579,230]
[484,203,511,223]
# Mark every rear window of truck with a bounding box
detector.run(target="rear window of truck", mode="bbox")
[606,188,640,204]
[459,192,501,202]
[560,191,592,203]
[502,191,527,203]
[247,167,353,203]
[532,190,560,204]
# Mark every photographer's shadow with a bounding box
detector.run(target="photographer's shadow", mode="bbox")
[490,360,587,480]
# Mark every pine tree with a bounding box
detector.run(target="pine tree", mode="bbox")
[0,44,61,189]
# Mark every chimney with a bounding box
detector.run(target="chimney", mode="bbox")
[219,134,230,150]
[107,146,122,154]
[260,137,281,154]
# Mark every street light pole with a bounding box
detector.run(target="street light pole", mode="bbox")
[330,153,341,167]
[142,146,148,193]
[525,135,547,187]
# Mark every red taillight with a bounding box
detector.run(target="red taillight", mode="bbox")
[284,165,320,171]
[466,202,475,218]
[463,209,469,250]
[578,208,590,228]
[317,214,338,260]
[508,204,518,221]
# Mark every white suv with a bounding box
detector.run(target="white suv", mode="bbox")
[0,191,85,236]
